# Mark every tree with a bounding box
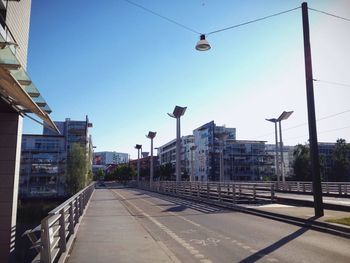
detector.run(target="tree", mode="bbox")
[292,144,311,181]
[66,143,88,195]
[159,163,173,181]
[332,138,350,182]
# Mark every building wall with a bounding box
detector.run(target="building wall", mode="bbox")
[5,0,31,69]
[20,135,66,197]
[93,151,129,165]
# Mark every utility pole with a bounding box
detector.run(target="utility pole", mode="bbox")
[301,2,324,217]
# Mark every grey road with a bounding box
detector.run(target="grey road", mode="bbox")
[68,188,350,263]
[111,188,350,263]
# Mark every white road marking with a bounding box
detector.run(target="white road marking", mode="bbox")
[113,190,213,263]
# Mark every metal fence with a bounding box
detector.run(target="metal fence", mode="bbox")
[273,181,350,196]
[139,181,276,204]
[23,183,95,263]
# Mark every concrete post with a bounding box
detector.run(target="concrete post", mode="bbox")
[176,117,181,182]
[150,138,154,188]
[0,99,23,262]
[279,121,285,183]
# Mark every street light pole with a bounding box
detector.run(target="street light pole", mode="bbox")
[266,119,280,183]
[278,120,285,183]
[135,144,142,186]
[146,131,156,188]
[301,2,324,217]
[190,145,197,182]
[168,106,187,182]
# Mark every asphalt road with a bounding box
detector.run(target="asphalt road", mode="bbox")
[111,187,350,263]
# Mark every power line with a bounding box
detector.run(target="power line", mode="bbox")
[286,125,350,141]
[313,79,350,88]
[122,0,201,35]
[308,7,350,22]
[254,109,350,140]
[206,6,300,35]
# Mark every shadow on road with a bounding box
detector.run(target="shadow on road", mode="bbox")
[238,216,320,263]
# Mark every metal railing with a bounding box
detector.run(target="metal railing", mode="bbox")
[23,183,95,263]
[273,181,350,196]
[139,181,275,205]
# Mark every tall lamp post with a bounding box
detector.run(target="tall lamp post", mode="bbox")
[217,133,229,182]
[135,144,142,185]
[195,2,324,216]
[267,111,293,184]
[168,106,187,182]
[190,145,197,182]
[277,111,293,184]
[265,118,280,183]
[146,131,156,188]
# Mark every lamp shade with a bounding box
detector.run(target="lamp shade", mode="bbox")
[195,34,211,51]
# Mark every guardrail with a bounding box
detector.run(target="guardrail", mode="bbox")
[273,181,350,196]
[139,181,275,204]
[23,183,95,263]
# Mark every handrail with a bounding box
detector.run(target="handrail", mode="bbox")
[23,183,95,263]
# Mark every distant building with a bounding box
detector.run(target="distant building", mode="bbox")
[158,135,195,179]
[93,151,129,165]
[265,144,295,179]
[20,135,66,197]
[224,140,268,181]
[20,117,93,197]
[193,121,236,181]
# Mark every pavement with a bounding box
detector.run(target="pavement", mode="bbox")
[66,189,181,263]
[67,187,350,263]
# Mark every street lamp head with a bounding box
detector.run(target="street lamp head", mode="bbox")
[146,131,156,139]
[168,105,187,118]
[195,34,211,51]
[135,144,142,150]
[277,111,294,122]
[265,118,278,123]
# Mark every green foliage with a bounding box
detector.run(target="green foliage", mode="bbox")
[159,163,173,180]
[292,144,312,181]
[95,169,105,180]
[105,164,136,183]
[66,143,88,195]
[331,138,350,181]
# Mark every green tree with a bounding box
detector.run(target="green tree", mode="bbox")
[112,164,136,183]
[292,144,311,181]
[332,138,350,182]
[66,143,88,195]
[159,163,173,180]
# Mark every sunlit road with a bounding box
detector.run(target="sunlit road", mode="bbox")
[111,187,350,263]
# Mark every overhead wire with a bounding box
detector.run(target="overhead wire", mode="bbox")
[122,0,201,35]
[313,79,350,88]
[206,7,300,35]
[308,7,350,22]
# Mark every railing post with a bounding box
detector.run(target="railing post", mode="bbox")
[197,182,200,198]
[218,183,221,202]
[253,184,256,200]
[59,209,67,253]
[271,184,275,201]
[238,184,242,198]
[326,183,329,194]
[232,184,236,204]
[75,198,79,224]
[338,184,342,195]
[40,218,52,263]
[303,183,306,193]
[297,182,300,192]
[207,183,210,200]
[69,201,75,235]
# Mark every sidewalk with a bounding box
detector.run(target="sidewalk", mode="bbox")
[253,203,350,228]
[66,189,177,263]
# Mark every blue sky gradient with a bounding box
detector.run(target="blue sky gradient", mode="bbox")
[24,0,350,158]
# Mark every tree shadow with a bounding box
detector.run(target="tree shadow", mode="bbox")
[238,216,320,263]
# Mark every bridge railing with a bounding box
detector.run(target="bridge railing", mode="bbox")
[23,183,95,263]
[273,181,350,196]
[139,181,275,205]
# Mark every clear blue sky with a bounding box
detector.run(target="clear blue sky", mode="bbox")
[24,0,350,158]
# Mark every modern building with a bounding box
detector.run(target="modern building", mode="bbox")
[193,121,236,181]
[93,151,129,165]
[19,135,66,197]
[157,135,194,179]
[265,144,295,179]
[19,117,93,198]
[0,1,59,260]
